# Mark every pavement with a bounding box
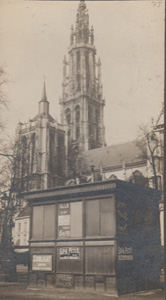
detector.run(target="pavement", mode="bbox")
[0,283,164,300]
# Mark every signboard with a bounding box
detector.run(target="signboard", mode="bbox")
[59,247,80,260]
[58,203,70,237]
[118,246,133,261]
[32,254,52,271]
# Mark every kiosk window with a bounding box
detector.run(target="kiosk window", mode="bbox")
[86,246,115,275]
[32,204,55,239]
[86,198,115,237]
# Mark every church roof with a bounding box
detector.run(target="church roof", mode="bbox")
[85,140,146,171]
[31,113,55,122]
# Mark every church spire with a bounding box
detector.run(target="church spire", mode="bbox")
[40,80,48,102]
[75,0,89,44]
[39,80,49,115]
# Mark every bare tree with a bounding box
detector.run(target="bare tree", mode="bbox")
[136,124,163,190]
[0,66,8,131]
[66,143,89,185]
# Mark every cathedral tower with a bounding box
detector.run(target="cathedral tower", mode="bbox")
[60,0,105,151]
[16,82,65,191]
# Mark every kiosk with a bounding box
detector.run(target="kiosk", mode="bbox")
[23,180,161,295]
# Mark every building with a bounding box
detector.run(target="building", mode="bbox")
[15,0,106,191]
[15,0,156,192]
[12,204,30,283]
[60,0,105,152]
[15,83,66,191]
[13,204,30,249]
[22,180,161,295]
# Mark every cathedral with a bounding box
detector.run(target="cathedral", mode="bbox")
[15,0,162,192]
[15,0,105,191]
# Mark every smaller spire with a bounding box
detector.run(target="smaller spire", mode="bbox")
[40,80,48,102]
[39,79,49,116]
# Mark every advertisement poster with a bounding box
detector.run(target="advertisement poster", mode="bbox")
[59,247,80,260]
[58,203,70,237]
[32,254,52,271]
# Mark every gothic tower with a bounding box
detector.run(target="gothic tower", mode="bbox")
[16,82,65,191]
[60,0,105,151]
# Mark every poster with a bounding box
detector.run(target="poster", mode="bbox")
[58,203,70,237]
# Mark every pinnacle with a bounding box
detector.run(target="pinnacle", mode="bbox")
[40,80,48,102]
[79,0,86,10]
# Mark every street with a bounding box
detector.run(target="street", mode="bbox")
[0,284,164,300]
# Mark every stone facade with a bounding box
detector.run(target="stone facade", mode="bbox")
[60,1,105,152]
[15,83,65,191]
[15,1,163,193]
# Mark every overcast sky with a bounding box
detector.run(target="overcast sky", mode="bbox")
[0,0,164,145]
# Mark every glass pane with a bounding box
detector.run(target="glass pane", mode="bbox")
[43,205,55,239]
[86,200,100,236]
[70,202,82,237]
[100,198,115,236]
[32,206,43,239]
[86,247,115,275]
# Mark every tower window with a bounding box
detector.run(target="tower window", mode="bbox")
[31,134,35,174]
[66,108,71,125]
[75,105,80,141]
[76,126,80,141]
[95,109,100,143]
[77,73,81,91]
[75,105,80,123]
[86,52,89,91]
[77,51,81,71]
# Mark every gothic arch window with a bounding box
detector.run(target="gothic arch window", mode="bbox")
[88,105,93,122]
[95,109,100,142]
[88,105,93,140]
[76,51,81,91]
[71,53,74,74]
[75,105,80,124]
[75,105,80,141]
[95,109,99,123]
[86,51,89,91]
[31,133,35,174]
[66,108,71,125]
[77,73,81,92]
[21,136,28,189]
[77,51,81,71]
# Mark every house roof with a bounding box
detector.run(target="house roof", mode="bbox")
[84,140,146,171]
[17,204,30,218]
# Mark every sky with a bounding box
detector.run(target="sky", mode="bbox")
[0,0,164,145]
